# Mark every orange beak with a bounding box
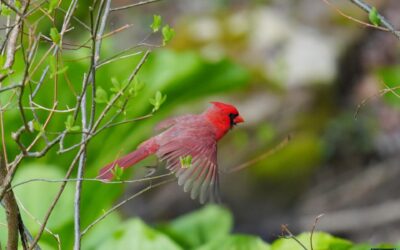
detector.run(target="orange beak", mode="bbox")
[233,115,244,124]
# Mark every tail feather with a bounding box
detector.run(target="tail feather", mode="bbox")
[97,139,158,180]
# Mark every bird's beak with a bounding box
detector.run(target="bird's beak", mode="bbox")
[233,115,244,124]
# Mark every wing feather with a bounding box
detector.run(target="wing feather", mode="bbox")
[156,126,219,204]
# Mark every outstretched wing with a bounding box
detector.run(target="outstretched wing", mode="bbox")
[156,128,220,204]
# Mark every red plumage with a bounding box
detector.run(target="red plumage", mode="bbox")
[97,102,244,203]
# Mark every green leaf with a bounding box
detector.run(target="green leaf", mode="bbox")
[1,5,11,16]
[13,164,75,231]
[149,91,167,112]
[160,205,232,249]
[368,7,381,26]
[130,78,144,96]
[15,0,21,9]
[97,219,182,250]
[70,125,80,132]
[179,155,192,169]
[110,77,123,93]
[32,120,43,132]
[50,27,61,45]
[199,235,270,250]
[162,25,175,46]
[95,86,109,104]
[0,55,6,68]
[271,232,352,250]
[47,0,58,13]
[376,66,400,108]
[111,165,124,181]
[64,114,77,131]
[150,15,162,32]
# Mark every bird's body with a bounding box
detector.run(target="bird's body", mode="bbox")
[98,102,244,203]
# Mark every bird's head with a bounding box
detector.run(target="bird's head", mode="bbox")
[205,102,244,139]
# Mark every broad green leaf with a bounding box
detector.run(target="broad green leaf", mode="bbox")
[151,15,162,32]
[82,213,122,250]
[13,164,75,231]
[199,235,270,250]
[160,205,232,249]
[271,232,352,250]
[50,27,61,45]
[97,219,182,250]
[162,25,175,46]
[368,7,381,26]
[95,86,109,104]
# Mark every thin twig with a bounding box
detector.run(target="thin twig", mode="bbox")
[310,214,324,250]
[227,135,291,173]
[11,172,174,190]
[81,178,174,236]
[0,83,23,93]
[349,0,400,40]
[355,85,400,118]
[280,224,308,250]
[110,0,162,12]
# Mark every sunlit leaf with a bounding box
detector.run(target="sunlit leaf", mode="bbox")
[162,25,175,46]
[159,205,232,249]
[50,27,61,45]
[368,7,381,26]
[271,232,352,250]
[48,0,58,13]
[199,235,270,250]
[0,5,11,16]
[151,15,162,32]
[95,86,109,104]
[179,155,192,168]
[98,219,182,250]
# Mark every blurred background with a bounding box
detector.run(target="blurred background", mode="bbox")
[2,0,400,248]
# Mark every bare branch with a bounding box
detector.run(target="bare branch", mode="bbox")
[0,83,22,93]
[280,224,308,250]
[310,214,324,250]
[11,172,174,190]
[0,151,25,249]
[110,0,162,12]
[349,0,400,40]
[227,135,291,173]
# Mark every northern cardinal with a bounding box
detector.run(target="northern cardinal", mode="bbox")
[98,102,244,203]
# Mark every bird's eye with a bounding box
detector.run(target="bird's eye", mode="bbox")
[229,113,238,119]
[229,113,238,126]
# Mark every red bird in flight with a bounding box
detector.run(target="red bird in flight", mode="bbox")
[98,102,244,203]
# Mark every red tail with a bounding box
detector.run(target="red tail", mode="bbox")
[97,139,159,180]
